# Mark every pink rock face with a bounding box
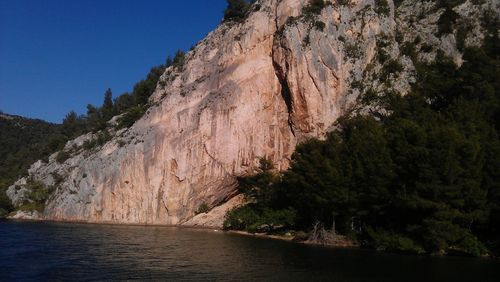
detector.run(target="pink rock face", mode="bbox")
[45,0,306,226]
[10,0,494,227]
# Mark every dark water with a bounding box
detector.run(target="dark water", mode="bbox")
[0,220,498,281]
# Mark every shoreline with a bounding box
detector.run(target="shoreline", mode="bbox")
[3,217,497,259]
[4,216,356,249]
[226,230,361,250]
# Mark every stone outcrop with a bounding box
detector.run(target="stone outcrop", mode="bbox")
[7,0,498,227]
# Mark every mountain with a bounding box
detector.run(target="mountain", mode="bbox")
[0,113,66,215]
[5,0,499,227]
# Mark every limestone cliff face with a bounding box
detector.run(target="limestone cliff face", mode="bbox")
[7,0,498,227]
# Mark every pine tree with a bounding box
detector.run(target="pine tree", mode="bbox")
[102,88,114,121]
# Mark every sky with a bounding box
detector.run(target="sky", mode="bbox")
[0,0,227,123]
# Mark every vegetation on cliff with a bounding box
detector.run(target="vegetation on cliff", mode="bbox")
[223,0,259,22]
[225,29,500,256]
[0,115,62,216]
[0,51,186,216]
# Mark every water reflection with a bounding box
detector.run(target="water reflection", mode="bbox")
[0,221,498,281]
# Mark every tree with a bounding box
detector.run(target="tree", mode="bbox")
[224,0,250,22]
[62,110,84,137]
[101,88,114,121]
[114,93,134,114]
[86,104,104,131]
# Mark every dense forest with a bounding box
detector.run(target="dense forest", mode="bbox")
[224,22,499,256]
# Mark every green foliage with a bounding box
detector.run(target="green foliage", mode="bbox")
[337,0,352,6]
[117,106,146,129]
[224,158,297,232]
[0,188,13,216]
[0,53,177,212]
[224,205,260,230]
[437,6,460,35]
[366,228,426,254]
[132,64,167,106]
[380,59,404,81]
[17,180,55,213]
[195,202,210,215]
[374,0,390,17]
[314,21,326,31]
[302,0,326,17]
[345,43,361,59]
[237,157,279,203]
[224,204,296,232]
[226,37,500,256]
[101,88,115,121]
[223,0,254,22]
[172,50,186,71]
[55,150,70,164]
[82,130,112,151]
[0,114,66,216]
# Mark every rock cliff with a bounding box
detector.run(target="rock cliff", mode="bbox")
[7,0,498,227]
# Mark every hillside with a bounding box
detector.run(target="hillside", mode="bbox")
[4,0,499,243]
[0,113,64,215]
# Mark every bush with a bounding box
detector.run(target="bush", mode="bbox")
[224,204,296,233]
[223,0,252,22]
[55,150,70,164]
[380,59,404,81]
[0,188,13,217]
[314,21,326,31]
[96,130,112,146]
[437,7,460,35]
[345,43,361,59]
[224,205,260,230]
[17,180,55,213]
[374,0,391,17]
[117,106,146,129]
[303,0,326,17]
[172,50,186,71]
[195,202,210,215]
[366,228,426,254]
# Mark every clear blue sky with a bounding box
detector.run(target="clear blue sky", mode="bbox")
[0,0,227,123]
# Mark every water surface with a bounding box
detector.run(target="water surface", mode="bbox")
[0,220,498,281]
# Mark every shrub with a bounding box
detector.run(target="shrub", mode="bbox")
[117,106,146,129]
[83,139,98,151]
[195,202,210,215]
[51,172,64,186]
[223,0,252,22]
[17,180,55,213]
[303,0,326,16]
[314,21,326,31]
[96,130,112,146]
[420,43,433,53]
[366,227,426,254]
[380,59,404,81]
[374,0,391,17]
[172,50,186,71]
[223,205,296,233]
[224,205,260,230]
[0,188,13,217]
[437,7,459,35]
[55,150,70,164]
[345,43,361,59]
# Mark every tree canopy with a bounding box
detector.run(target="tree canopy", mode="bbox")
[225,33,500,256]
